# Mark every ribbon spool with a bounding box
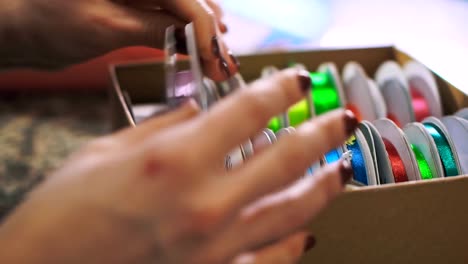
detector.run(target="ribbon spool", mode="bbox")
[410,89,431,122]
[403,123,444,180]
[382,139,408,182]
[374,118,421,182]
[311,71,341,115]
[422,118,461,177]
[325,148,343,164]
[346,135,368,185]
[251,129,276,154]
[404,61,443,120]
[410,145,433,180]
[375,61,415,127]
[360,121,392,184]
[345,129,377,186]
[455,108,468,120]
[267,70,341,131]
[343,62,387,122]
[317,62,346,113]
[441,116,468,174]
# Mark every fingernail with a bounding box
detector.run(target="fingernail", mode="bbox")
[298,70,312,93]
[228,51,240,70]
[219,57,231,77]
[340,159,354,185]
[220,23,229,33]
[174,28,188,54]
[344,110,359,136]
[303,235,316,252]
[212,36,221,57]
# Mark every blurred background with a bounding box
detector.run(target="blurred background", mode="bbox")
[222,0,468,91]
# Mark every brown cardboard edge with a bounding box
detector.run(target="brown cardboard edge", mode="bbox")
[345,174,468,194]
[301,174,468,264]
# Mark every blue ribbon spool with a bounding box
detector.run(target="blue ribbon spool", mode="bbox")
[346,136,369,185]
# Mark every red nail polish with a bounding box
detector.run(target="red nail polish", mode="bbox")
[303,235,316,252]
[228,51,240,70]
[212,36,221,57]
[298,70,312,93]
[344,110,359,136]
[220,23,229,33]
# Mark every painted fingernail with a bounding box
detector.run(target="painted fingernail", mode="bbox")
[303,235,316,253]
[298,70,312,93]
[174,28,188,54]
[220,23,229,33]
[212,36,221,57]
[228,51,240,70]
[340,159,354,185]
[344,110,359,136]
[219,57,231,77]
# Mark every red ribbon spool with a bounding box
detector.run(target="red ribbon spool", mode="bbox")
[386,85,431,126]
[410,87,431,122]
[387,113,402,128]
[383,139,408,183]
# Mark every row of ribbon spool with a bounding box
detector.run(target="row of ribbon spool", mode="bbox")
[161,47,468,185]
[241,60,468,186]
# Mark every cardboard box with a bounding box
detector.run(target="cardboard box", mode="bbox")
[109,46,468,263]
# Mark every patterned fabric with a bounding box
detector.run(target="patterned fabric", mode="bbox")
[0,92,110,219]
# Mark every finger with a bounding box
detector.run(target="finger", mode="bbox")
[200,161,351,263]
[101,1,234,80]
[223,110,354,204]
[196,109,356,219]
[115,99,200,144]
[251,129,276,154]
[205,0,224,18]
[195,68,311,161]
[231,232,312,264]
[202,40,239,81]
[116,0,227,32]
[189,111,355,261]
[159,0,235,81]
[205,0,228,33]
[161,0,220,60]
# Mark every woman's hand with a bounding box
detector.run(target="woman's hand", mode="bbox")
[0,69,356,264]
[0,0,237,81]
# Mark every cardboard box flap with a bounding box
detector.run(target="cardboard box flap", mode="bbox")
[302,176,468,263]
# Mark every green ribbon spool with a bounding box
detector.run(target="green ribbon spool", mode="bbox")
[410,144,433,180]
[423,123,459,177]
[268,71,340,131]
[310,72,341,115]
